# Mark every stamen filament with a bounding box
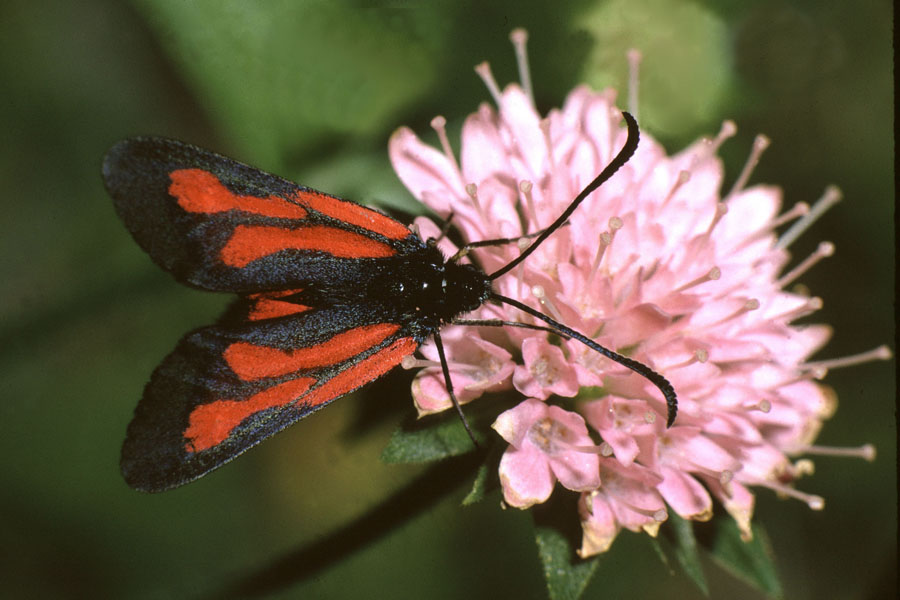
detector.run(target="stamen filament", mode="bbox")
[532,285,563,322]
[509,29,533,105]
[430,116,461,177]
[792,443,876,461]
[803,345,892,370]
[777,185,842,249]
[663,170,691,206]
[673,266,721,293]
[749,478,825,510]
[777,241,835,288]
[474,61,503,107]
[726,134,770,199]
[519,180,537,231]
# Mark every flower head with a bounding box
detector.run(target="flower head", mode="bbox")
[388,30,886,558]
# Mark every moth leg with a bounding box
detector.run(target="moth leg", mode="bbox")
[433,329,480,448]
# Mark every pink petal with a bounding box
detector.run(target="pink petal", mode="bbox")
[388,127,464,210]
[579,493,619,556]
[492,398,548,447]
[498,442,555,509]
[513,338,579,399]
[658,467,713,520]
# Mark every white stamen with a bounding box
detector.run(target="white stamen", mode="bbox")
[626,49,642,119]
[600,441,615,457]
[752,478,825,510]
[509,28,533,105]
[710,298,759,328]
[792,443,876,462]
[585,217,622,288]
[777,241,835,288]
[518,180,537,231]
[665,348,709,371]
[539,118,556,174]
[644,411,657,424]
[429,116,462,180]
[773,296,823,322]
[713,120,738,152]
[736,202,810,250]
[803,345,892,371]
[673,266,721,293]
[772,202,810,228]
[663,170,691,206]
[777,185,842,249]
[474,61,503,107]
[689,121,737,169]
[769,367,827,391]
[465,182,487,222]
[744,399,772,413]
[531,285,563,321]
[726,134,770,199]
[401,356,437,370]
[705,202,729,235]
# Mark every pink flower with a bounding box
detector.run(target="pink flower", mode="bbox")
[389,30,887,558]
[493,399,600,508]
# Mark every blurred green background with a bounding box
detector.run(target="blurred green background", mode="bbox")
[0,1,893,598]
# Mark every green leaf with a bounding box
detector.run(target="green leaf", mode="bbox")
[461,441,502,506]
[132,0,438,165]
[578,0,734,139]
[709,520,784,599]
[669,512,709,596]
[461,460,490,506]
[381,414,482,464]
[532,493,599,600]
[534,526,599,600]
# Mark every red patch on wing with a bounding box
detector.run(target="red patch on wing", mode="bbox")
[299,336,418,409]
[294,190,410,240]
[170,169,308,219]
[183,376,315,453]
[225,323,401,380]
[246,290,311,321]
[220,225,396,267]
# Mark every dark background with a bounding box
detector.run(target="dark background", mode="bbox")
[0,1,893,598]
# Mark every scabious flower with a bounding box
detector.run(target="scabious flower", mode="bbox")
[389,30,887,558]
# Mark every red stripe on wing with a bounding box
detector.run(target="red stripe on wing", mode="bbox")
[299,336,418,409]
[220,225,396,267]
[294,190,410,240]
[246,290,311,321]
[183,376,316,453]
[225,323,401,380]
[170,169,308,219]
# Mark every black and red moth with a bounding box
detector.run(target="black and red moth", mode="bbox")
[103,112,676,492]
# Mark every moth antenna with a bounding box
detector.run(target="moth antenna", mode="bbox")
[489,111,640,280]
[491,293,678,427]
